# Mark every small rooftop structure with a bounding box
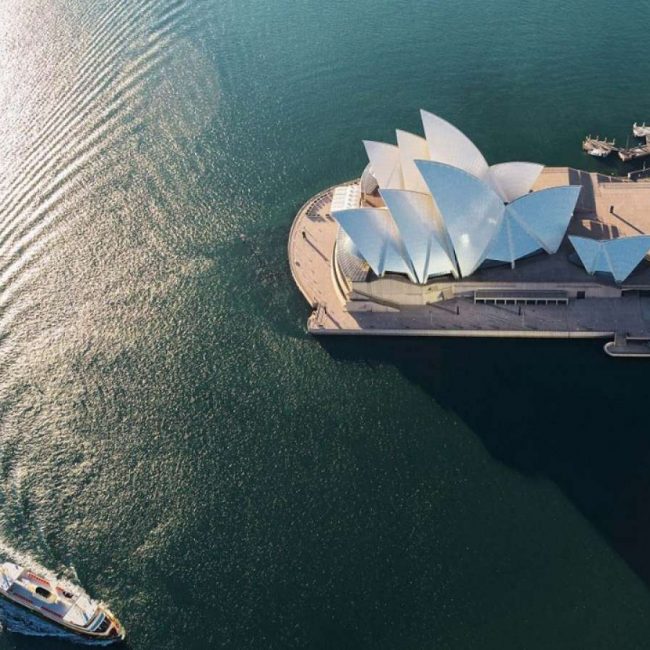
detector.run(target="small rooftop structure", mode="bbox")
[331,185,361,213]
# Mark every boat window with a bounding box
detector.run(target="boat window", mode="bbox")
[96,616,111,633]
[35,586,52,599]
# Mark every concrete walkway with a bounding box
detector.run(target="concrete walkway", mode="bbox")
[288,184,358,331]
[604,334,650,358]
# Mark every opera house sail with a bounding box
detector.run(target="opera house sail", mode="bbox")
[339,111,582,281]
[289,110,650,357]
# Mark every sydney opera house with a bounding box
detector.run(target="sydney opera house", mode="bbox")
[289,111,650,357]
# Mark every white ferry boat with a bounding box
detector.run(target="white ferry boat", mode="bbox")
[0,562,124,643]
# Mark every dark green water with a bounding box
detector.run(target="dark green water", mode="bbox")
[0,1,650,648]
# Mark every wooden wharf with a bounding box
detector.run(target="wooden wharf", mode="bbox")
[582,136,618,158]
[618,139,650,163]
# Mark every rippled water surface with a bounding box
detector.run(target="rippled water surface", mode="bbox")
[0,1,650,648]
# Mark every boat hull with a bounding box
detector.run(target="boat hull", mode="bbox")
[0,588,124,644]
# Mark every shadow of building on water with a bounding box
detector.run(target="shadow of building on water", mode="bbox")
[319,335,650,587]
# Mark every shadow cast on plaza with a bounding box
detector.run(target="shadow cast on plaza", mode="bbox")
[319,335,650,587]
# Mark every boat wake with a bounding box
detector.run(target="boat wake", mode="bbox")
[0,538,77,591]
[0,596,78,641]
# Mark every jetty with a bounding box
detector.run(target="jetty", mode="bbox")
[581,123,650,162]
[604,333,650,358]
[618,139,650,163]
[582,136,618,158]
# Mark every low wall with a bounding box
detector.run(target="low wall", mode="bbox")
[350,277,622,306]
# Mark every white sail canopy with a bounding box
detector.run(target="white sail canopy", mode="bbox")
[395,130,430,193]
[487,162,544,203]
[415,160,504,277]
[505,186,582,254]
[485,213,543,264]
[380,189,458,282]
[334,208,416,282]
[362,141,403,190]
[332,110,583,282]
[569,235,650,283]
[364,112,546,200]
[420,110,489,181]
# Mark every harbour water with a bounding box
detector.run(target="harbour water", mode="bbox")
[0,1,650,648]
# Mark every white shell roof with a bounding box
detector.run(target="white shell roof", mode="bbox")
[420,110,489,181]
[486,162,544,204]
[334,208,416,282]
[569,236,601,271]
[395,130,430,194]
[506,186,582,254]
[333,111,583,282]
[569,235,650,283]
[362,141,403,190]
[380,189,458,282]
[364,112,548,203]
[415,161,581,273]
[485,213,543,264]
[415,160,505,277]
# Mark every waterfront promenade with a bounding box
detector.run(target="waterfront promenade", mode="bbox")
[288,186,358,331]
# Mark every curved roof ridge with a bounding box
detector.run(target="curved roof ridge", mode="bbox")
[506,186,581,254]
[420,110,489,181]
[415,160,504,277]
[380,189,458,282]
